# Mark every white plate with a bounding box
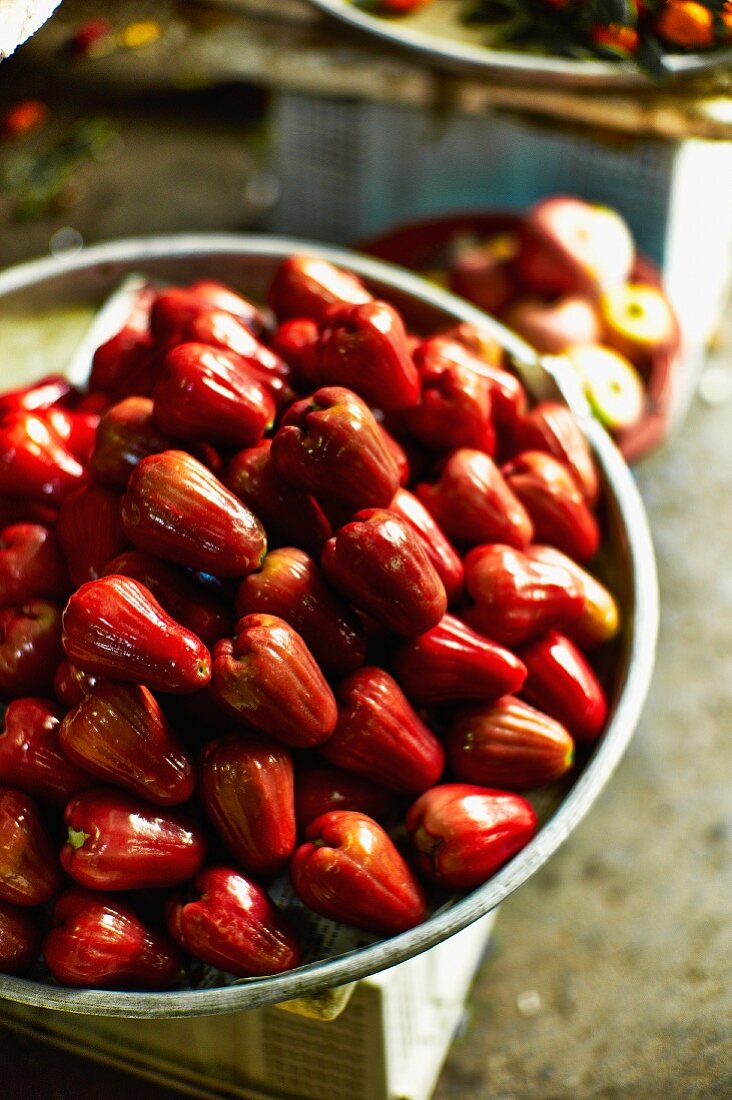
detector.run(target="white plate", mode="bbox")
[309,0,732,88]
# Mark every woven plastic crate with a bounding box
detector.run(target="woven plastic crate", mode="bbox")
[0,912,496,1100]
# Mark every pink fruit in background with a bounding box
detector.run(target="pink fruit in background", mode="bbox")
[517,196,635,299]
[503,295,601,355]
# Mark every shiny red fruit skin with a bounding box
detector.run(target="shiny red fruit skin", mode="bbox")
[61,787,207,891]
[321,666,444,795]
[0,788,61,906]
[91,396,174,489]
[518,630,608,742]
[526,545,620,649]
[321,509,447,637]
[0,524,69,609]
[56,485,127,587]
[179,309,291,381]
[89,329,163,399]
[62,575,212,694]
[150,282,266,342]
[0,900,42,975]
[121,450,267,577]
[236,547,366,677]
[447,695,575,790]
[43,407,99,465]
[406,783,537,891]
[226,440,332,557]
[290,810,427,936]
[211,614,337,748]
[166,866,301,977]
[392,614,526,706]
[388,488,464,604]
[43,888,182,990]
[0,600,63,698]
[271,386,400,513]
[502,450,600,563]
[53,660,106,709]
[270,317,319,384]
[153,343,275,448]
[0,697,92,806]
[511,400,600,505]
[0,374,73,418]
[0,411,87,506]
[427,331,527,428]
[60,684,196,805]
[404,341,495,453]
[294,762,397,832]
[416,449,533,549]
[463,543,585,647]
[378,425,411,487]
[200,734,296,879]
[311,300,420,413]
[268,255,372,322]
[103,550,233,649]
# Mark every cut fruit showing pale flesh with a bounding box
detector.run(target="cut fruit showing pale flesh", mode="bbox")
[565,344,645,431]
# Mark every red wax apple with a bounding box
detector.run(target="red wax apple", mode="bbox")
[0,601,63,698]
[200,734,296,879]
[415,448,533,549]
[503,295,600,355]
[0,524,69,609]
[61,787,207,891]
[502,450,600,563]
[225,441,332,557]
[236,547,366,677]
[272,387,400,513]
[0,788,61,906]
[268,255,372,322]
[406,783,537,891]
[0,697,92,806]
[291,810,427,935]
[518,630,608,741]
[43,888,183,989]
[56,486,127,587]
[166,866,301,977]
[392,614,526,706]
[0,900,42,975]
[103,550,233,649]
[388,489,464,604]
[211,614,337,748]
[294,762,397,832]
[152,343,275,448]
[0,411,87,506]
[321,509,447,637]
[463,543,585,647]
[447,696,575,790]
[321,666,444,795]
[309,300,420,412]
[90,396,174,489]
[59,684,196,805]
[62,575,212,694]
[121,450,267,577]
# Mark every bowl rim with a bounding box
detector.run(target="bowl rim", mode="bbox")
[0,234,659,1017]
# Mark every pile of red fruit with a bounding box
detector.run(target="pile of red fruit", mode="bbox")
[0,254,620,992]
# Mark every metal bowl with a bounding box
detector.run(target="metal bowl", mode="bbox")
[308,0,732,88]
[0,235,658,1017]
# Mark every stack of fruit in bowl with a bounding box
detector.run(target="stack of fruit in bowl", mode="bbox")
[0,252,620,993]
[366,197,681,462]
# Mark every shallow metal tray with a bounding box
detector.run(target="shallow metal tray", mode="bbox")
[0,234,658,1017]
[309,0,732,87]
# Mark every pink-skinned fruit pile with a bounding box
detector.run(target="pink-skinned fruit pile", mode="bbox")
[448,196,679,435]
[0,255,621,991]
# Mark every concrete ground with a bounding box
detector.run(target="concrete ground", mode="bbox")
[435,366,732,1099]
